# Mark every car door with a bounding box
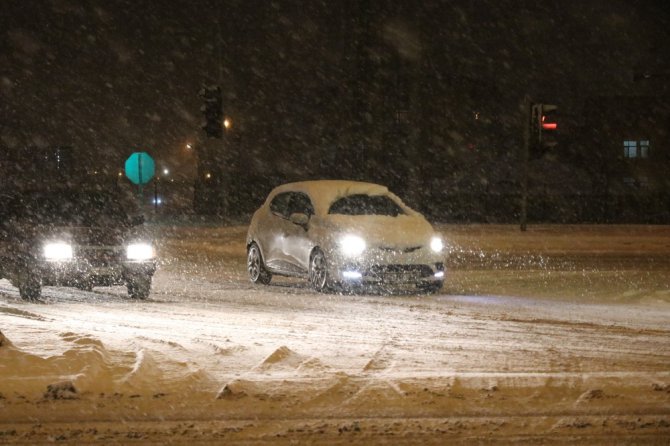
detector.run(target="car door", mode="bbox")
[283,192,315,273]
[261,191,292,271]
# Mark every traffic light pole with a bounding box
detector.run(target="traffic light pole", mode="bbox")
[520,100,558,231]
[520,96,531,232]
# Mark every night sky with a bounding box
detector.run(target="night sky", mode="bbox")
[2,0,669,182]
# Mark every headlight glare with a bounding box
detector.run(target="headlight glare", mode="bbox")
[430,237,444,253]
[43,242,73,261]
[127,243,154,261]
[339,235,366,257]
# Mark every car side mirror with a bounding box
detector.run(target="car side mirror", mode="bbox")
[289,212,310,229]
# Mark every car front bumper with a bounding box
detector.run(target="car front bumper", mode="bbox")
[37,259,156,287]
[328,247,445,288]
[336,262,445,286]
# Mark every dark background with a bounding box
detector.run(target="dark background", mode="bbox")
[2,0,669,221]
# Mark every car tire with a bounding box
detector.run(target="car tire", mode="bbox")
[247,242,272,285]
[18,272,41,301]
[127,275,152,300]
[309,248,331,292]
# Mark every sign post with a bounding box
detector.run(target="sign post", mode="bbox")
[125,152,155,207]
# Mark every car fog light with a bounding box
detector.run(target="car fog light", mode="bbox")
[430,237,444,253]
[434,271,445,278]
[127,243,154,261]
[339,235,366,257]
[43,242,73,261]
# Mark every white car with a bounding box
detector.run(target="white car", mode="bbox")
[246,180,445,292]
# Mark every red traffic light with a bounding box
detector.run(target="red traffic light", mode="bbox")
[531,103,558,148]
[541,115,557,130]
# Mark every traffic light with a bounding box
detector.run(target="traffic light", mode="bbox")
[199,85,223,138]
[531,103,558,147]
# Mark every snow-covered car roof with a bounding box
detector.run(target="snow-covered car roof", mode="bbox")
[268,180,410,216]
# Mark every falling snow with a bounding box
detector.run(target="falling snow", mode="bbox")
[1,224,668,444]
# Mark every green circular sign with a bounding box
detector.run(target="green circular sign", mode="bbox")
[125,152,155,185]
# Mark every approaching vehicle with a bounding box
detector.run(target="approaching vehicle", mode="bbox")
[0,188,156,301]
[246,180,445,292]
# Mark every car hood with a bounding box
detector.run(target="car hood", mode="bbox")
[319,214,436,248]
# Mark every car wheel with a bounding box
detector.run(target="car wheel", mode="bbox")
[309,248,330,292]
[18,272,41,301]
[127,275,152,300]
[247,242,272,285]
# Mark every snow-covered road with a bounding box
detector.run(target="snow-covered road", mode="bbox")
[1,224,669,444]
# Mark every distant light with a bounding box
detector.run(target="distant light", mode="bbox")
[205,173,212,179]
[223,118,232,129]
[434,271,445,278]
[118,172,123,177]
[163,168,169,175]
[186,143,193,150]
[152,197,163,205]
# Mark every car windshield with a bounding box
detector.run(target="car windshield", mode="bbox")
[6,191,134,227]
[328,194,405,217]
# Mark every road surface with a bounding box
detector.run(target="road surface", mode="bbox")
[1,224,669,444]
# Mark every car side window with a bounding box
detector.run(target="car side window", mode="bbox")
[288,192,314,217]
[269,192,292,218]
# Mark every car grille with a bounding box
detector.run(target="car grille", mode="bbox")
[366,264,434,282]
[378,245,422,253]
[78,246,123,267]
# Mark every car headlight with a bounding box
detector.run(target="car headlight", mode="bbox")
[339,235,366,257]
[126,243,154,261]
[430,237,444,253]
[43,242,73,261]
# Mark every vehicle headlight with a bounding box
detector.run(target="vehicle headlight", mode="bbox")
[339,235,366,257]
[43,242,73,261]
[430,237,444,253]
[126,243,154,261]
